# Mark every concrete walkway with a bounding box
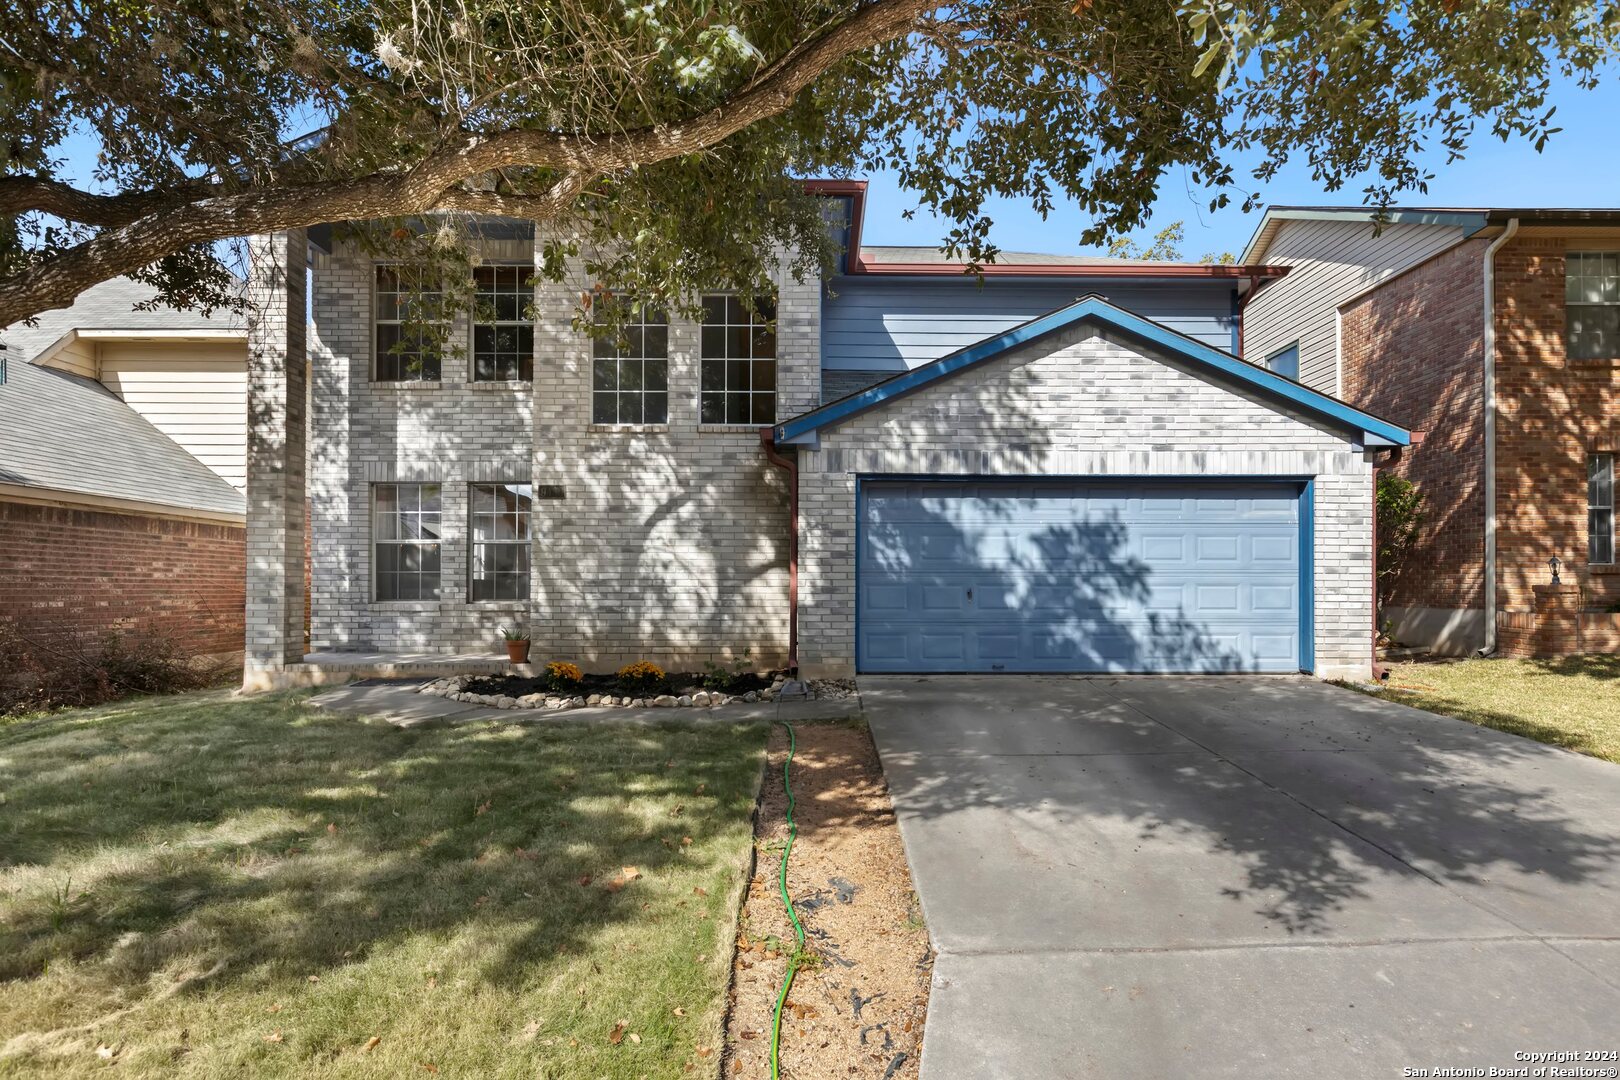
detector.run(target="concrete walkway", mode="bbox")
[863,675,1620,1079]
[305,679,860,727]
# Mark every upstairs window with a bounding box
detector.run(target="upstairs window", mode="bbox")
[700,295,776,425]
[472,265,534,381]
[374,483,442,600]
[374,266,444,382]
[592,308,669,425]
[1567,252,1620,360]
[1265,343,1300,381]
[1592,453,1615,565]
[469,483,532,600]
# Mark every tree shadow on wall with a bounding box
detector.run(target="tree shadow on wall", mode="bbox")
[861,488,1254,673]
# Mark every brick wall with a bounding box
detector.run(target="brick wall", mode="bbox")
[309,236,816,667]
[1339,239,1488,618]
[1493,236,1620,618]
[0,499,244,655]
[797,324,1377,681]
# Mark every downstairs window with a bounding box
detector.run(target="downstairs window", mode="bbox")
[374,483,442,600]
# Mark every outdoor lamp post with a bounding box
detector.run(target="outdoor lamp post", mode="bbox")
[1548,555,1562,584]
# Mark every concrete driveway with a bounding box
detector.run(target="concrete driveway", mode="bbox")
[862,675,1620,1079]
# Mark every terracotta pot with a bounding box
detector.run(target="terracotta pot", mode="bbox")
[506,640,531,664]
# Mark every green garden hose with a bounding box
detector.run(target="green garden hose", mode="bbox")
[770,720,804,1080]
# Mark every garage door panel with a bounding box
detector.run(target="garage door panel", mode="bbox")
[859,480,1305,673]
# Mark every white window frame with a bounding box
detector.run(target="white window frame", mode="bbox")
[373,265,446,383]
[1591,453,1615,566]
[591,307,670,426]
[1566,252,1620,361]
[699,293,777,426]
[471,264,535,382]
[468,482,533,602]
[373,483,443,601]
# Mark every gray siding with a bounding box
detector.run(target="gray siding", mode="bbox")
[821,277,1236,372]
[1243,219,1466,394]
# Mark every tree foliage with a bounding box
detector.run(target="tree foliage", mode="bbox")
[1376,470,1425,617]
[1,0,1617,326]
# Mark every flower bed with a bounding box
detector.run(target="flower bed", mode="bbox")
[414,673,859,712]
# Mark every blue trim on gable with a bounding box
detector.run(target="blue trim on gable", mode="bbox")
[777,295,1410,447]
[1299,479,1316,674]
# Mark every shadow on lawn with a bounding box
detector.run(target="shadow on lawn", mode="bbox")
[1527,654,1620,681]
[0,690,766,998]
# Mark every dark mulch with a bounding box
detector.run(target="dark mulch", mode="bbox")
[463,669,782,700]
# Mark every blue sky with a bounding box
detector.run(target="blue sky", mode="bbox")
[859,68,1620,261]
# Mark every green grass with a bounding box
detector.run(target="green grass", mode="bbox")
[0,689,767,1077]
[1362,655,1620,764]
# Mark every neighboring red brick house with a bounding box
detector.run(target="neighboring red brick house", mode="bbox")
[1243,208,1620,657]
[0,278,250,659]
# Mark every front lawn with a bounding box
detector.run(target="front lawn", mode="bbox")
[1364,655,1620,764]
[0,689,767,1077]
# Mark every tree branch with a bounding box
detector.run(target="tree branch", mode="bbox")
[0,0,932,326]
[0,176,202,228]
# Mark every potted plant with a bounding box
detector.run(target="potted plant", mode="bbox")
[502,626,531,664]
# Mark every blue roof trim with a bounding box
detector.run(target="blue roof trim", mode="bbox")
[774,295,1410,447]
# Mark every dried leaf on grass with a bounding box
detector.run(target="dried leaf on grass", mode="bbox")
[362,1036,381,1053]
[604,866,641,893]
[609,1019,629,1045]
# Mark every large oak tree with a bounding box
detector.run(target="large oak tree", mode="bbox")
[2,0,1616,327]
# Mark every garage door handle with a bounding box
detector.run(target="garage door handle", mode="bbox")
[966,588,973,603]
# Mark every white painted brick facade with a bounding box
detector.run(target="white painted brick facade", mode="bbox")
[796,324,1376,681]
[307,236,818,668]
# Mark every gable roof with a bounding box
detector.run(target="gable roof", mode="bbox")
[1240,205,1620,264]
[0,276,244,365]
[0,352,246,520]
[773,294,1409,448]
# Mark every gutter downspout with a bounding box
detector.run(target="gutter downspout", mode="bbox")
[1480,217,1520,656]
[759,429,799,675]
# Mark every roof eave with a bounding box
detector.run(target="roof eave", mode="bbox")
[1241,206,1493,263]
[847,261,1289,281]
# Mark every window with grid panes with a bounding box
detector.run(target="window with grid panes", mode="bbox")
[472,265,534,381]
[1567,252,1620,360]
[469,483,532,600]
[373,484,442,600]
[374,266,444,381]
[699,295,777,424]
[591,308,669,424]
[1592,453,1615,565]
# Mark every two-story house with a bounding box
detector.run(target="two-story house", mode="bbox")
[1241,206,1620,658]
[240,181,1410,689]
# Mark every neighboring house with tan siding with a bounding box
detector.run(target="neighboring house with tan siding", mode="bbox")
[0,278,250,658]
[1242,207,1620,659]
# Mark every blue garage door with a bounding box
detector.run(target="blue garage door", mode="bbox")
[857,480,1305,673]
